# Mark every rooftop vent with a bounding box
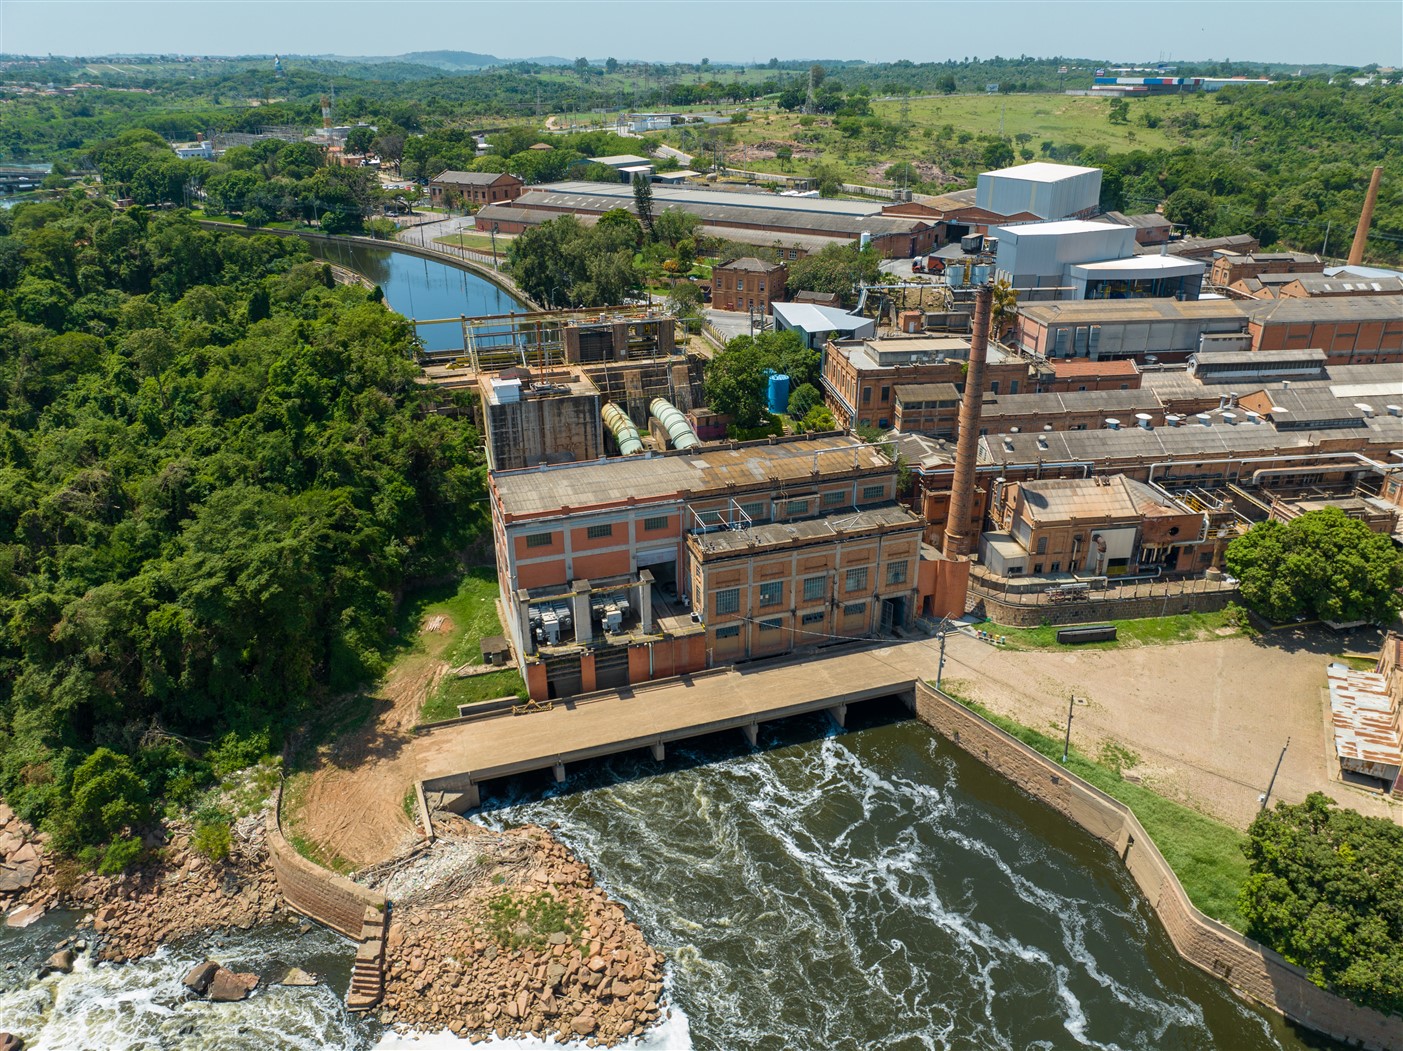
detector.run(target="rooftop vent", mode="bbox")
[1104,418,1121,430]
[1387,404,1403,417]
[1036,436,1050,450]
[1002,437,1015,452]
[1355,403,1375,418]
[1196,413,1212,426]
[1135,412,1153,430]
[1222,412,1238,425]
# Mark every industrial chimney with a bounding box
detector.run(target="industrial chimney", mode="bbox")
[941,283,994,558]
[1347,166,1383,267]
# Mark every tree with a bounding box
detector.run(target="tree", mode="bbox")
[605,57,618,75]
[1240,792,1403,1016]
[785,243,882,307]
[990,278,1018,339]
[651,207,701,248]
[787,382,821,418]
[703,339,773,430]
[1164,187,1216,236]
[1108,99,1131,125]
[1225,507,1403,624]
[631,172,656,241]
[344,126,375,155]
[981,139,1015,170]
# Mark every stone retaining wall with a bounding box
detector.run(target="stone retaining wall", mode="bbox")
[911,682,1402,1051]
[974,587,1234,627]
[265,788,387,940]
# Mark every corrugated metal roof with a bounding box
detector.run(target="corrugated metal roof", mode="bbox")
[1020,299,1247,325]
[494,436,889,518]
[1241,294,1403,324]
[981,388,1162,418]
[1327,663,1402,768]
[691,503,921,557]
[1016,476,1191,522]
[433,170,517,186]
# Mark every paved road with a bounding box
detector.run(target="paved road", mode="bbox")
[704,308,765,342]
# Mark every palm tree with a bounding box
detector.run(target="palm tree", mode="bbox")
[990,278,1018,342]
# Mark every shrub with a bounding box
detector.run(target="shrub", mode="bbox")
[97,835,144,875]
[192,820,232,863]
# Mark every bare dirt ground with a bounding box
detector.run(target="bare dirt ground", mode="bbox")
[940,627,1403,829]
[289,616,457,869]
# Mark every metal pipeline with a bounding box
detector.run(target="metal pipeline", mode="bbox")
[602,402,643,455]
[649,397,701,450]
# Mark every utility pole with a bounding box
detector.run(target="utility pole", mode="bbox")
[1259,738,1291,811]
[1061,695,1076,763]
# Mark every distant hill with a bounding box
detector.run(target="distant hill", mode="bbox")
[392,50,571,69]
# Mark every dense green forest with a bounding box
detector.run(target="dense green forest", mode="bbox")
[0,197,483,868]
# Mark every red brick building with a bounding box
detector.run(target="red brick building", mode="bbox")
[429,170,524,208]
[711,258,787,313]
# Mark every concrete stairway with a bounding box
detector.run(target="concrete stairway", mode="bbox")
[346,905,389,1012]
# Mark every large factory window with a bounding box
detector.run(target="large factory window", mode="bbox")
[715,588,740,615]
[525,532,555,548]
[758,582,783,607]
[844,567,869,593]
[586,523,614,539]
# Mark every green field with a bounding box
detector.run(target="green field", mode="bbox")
[434,232,508,252]
[646,92,1218,190]
[407,569,528,723]
[940,685,1249,928]
[986,609,1240,651]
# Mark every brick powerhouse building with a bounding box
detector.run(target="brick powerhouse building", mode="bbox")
[711,258,787,313]
[429,170,524,208]
[490,434,966,699]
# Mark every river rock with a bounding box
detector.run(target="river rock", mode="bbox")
[571,1012,597,1036]
[91,906,119,932]
[39,950,73,976]
[280,967,318,987]
[0,1031,23,1051]
[0,863,39,894]
[182,961,220,994]
[207,968,259,1002]
[5,904,43,929]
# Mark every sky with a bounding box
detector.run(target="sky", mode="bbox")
[0,0,1399,68]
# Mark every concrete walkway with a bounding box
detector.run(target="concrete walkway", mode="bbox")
[417,638,941,806]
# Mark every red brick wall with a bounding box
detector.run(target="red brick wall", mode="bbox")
[265,790,387,939]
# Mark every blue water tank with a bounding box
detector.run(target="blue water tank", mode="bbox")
[947,265,965,288]
[767,373,791,415]
[972,265,991,285]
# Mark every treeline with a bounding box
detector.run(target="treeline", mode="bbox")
[0,197,483,869]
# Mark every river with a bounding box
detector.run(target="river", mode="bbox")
[303,240,525,353]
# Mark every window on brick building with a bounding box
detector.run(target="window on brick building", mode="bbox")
[803,576,826,602]
[887,560,908,585]
[843,601,867,615]
[715,625,741,639]
[758,582,782,607]
[715,588,740,615]
[642,515,669,532]
[587,523,613,539]
[861,484,885,502]
[845,567,868,592]
[525,532,555,548]
[758,618,782,632]
[801,611,824,625]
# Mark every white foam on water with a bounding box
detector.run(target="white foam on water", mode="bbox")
[482,720,1303,1051]
[375,1006,692,1050]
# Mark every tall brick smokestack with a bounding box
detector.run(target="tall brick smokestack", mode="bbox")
[941,283,993,557]
[1347,166,1383,267]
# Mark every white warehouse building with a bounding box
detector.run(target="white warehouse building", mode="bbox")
[994,219,1205,302]
[975,162,1103,221]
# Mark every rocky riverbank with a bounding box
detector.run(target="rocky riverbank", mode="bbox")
[0,803,287,964]
[367,816,667,1046]
[1,798,671,1047]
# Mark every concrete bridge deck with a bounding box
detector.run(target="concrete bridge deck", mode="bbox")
[418,637,942,809]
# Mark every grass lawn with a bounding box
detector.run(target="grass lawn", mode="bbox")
[434,232,507,252]
[985,609,1239,651]
[940,685,1249,929]
[400,567,528,723]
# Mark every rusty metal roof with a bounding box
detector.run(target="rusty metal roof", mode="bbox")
[1327,663,1403,768]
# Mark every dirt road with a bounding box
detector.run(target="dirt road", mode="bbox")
[288,617,455,869]
[940,627,1402,829]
